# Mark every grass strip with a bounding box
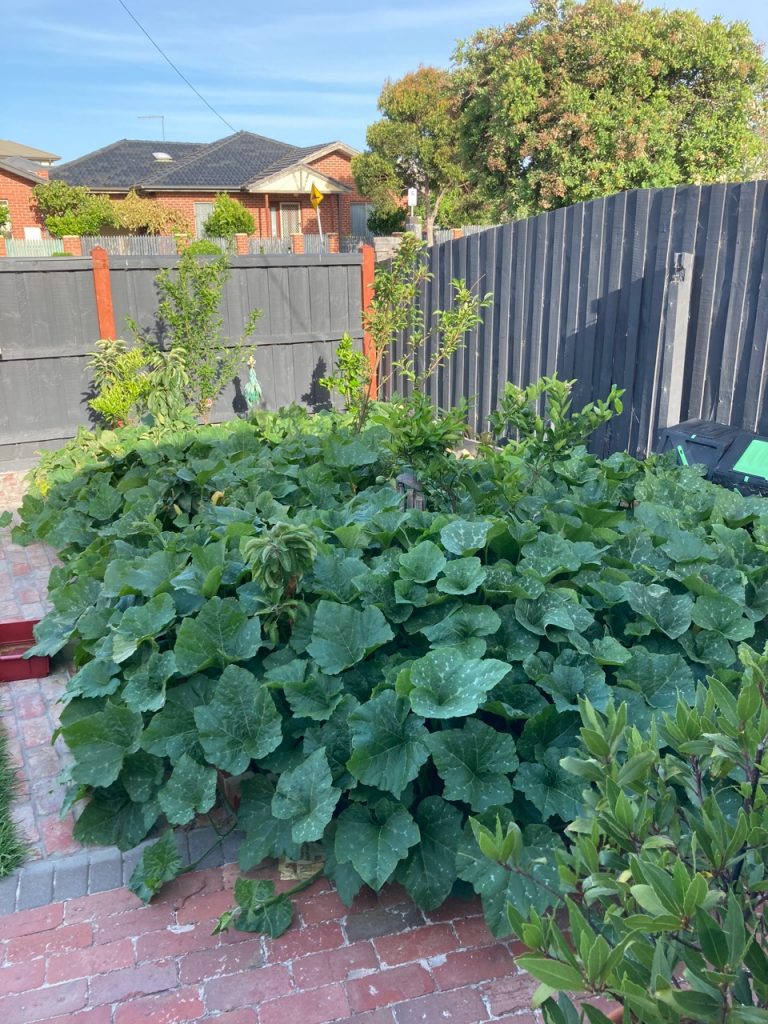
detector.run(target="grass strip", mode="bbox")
[0,703,27,877]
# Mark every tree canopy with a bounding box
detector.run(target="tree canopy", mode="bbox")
[352,66,469,243]
[454,0,768,219]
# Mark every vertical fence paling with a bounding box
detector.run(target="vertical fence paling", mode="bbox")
[385,182,768,457]
[81,235,178,256]
[5,238,65,257]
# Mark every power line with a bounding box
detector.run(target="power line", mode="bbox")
[115,0,237,134]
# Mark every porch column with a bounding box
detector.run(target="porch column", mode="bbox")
[263,193,270,236]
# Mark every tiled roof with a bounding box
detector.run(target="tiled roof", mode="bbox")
[51,140,204,190]
[49,132,345,192]
[138,132,330,190]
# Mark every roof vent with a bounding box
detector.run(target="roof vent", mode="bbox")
[152,151,172,162]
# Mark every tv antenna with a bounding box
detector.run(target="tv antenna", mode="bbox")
[138,115,165,140]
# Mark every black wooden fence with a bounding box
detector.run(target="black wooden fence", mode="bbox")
[386,181,768,457]
[0,253,362,463]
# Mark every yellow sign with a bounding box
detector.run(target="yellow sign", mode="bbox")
[310,183,324,209]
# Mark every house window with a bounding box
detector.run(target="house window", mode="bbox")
[194,202,215,239]
[279,203,301,238]
[24,226,42,241]
[350,202,374,236]
[0,200,10,236]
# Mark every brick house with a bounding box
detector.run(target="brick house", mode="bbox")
[51,131,373,239]
[0,141,60,240]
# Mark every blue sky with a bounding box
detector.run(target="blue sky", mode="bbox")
[3,0,767,164]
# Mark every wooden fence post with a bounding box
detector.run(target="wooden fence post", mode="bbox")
[361,243,377,399]
[657,252,693,429]
[91,246,116,340]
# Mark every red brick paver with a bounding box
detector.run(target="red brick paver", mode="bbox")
[0,869,542,1023]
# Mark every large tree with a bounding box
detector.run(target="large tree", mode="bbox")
[353,66,471,244]
[455,0,768,219]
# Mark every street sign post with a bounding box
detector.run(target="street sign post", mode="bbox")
[310,184,325,243]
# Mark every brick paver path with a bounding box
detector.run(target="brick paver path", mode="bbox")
[0,470,543,1023]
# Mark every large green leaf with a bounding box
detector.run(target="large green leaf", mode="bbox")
[193,664,282,774]
[66,658,121,701]
[621,582,693,639]
[63,700,143,787]
[513,750,586,821]
[307,600,393,674]
[397,796,462,910]
[271,747,340,842]
[440,519,492,555]
[488,605,540,662]
[28,612,79,657]
[120,750,165,803]
[103,550,182,598]
[171,542,226,599]
[616,649,695,710]
[129,831,184,903]
[436,557,487,595]
[110,593,177,663]
[230,878,294,937]
[140,676,215,761]
[237,775,301,869]
[536,652,610,713]
[427,719,518,811]
[72,782,160,851]
[691,595,755,641]
[324,435,380,468]
[519,534,583,581]
[421,605,501,646]
[661,529,715,565]
[334,799,420,890]
[122,651,177,713]
[282,668,344,722]
[348,690,430,797]
[515,592,594,637]
[398,541,447,583]
[408,649,511,719]
[174,597,262,673]
[158,753,217,825]
[312,555,370,602]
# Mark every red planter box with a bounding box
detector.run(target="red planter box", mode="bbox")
[0,621,50,682]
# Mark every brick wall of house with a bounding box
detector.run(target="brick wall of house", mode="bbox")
[0,168,48,239]
[308,149,368,236]
[149,191,342,238]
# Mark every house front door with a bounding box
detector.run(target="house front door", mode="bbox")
[279,203,301,238]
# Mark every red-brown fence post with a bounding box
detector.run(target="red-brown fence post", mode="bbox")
[234,232,249,256]
[326,232,339,254]
[91,246,116,340]
[291,233,305,254]
[0,236,6,257]
[361,243,377,400]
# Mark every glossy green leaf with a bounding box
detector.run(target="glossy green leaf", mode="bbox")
[307,600,393,674]
[409,649,511,718]
[193,665,282,774]
[334,799,420,890]
[428,719,518,810]
[174,597,261,674]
